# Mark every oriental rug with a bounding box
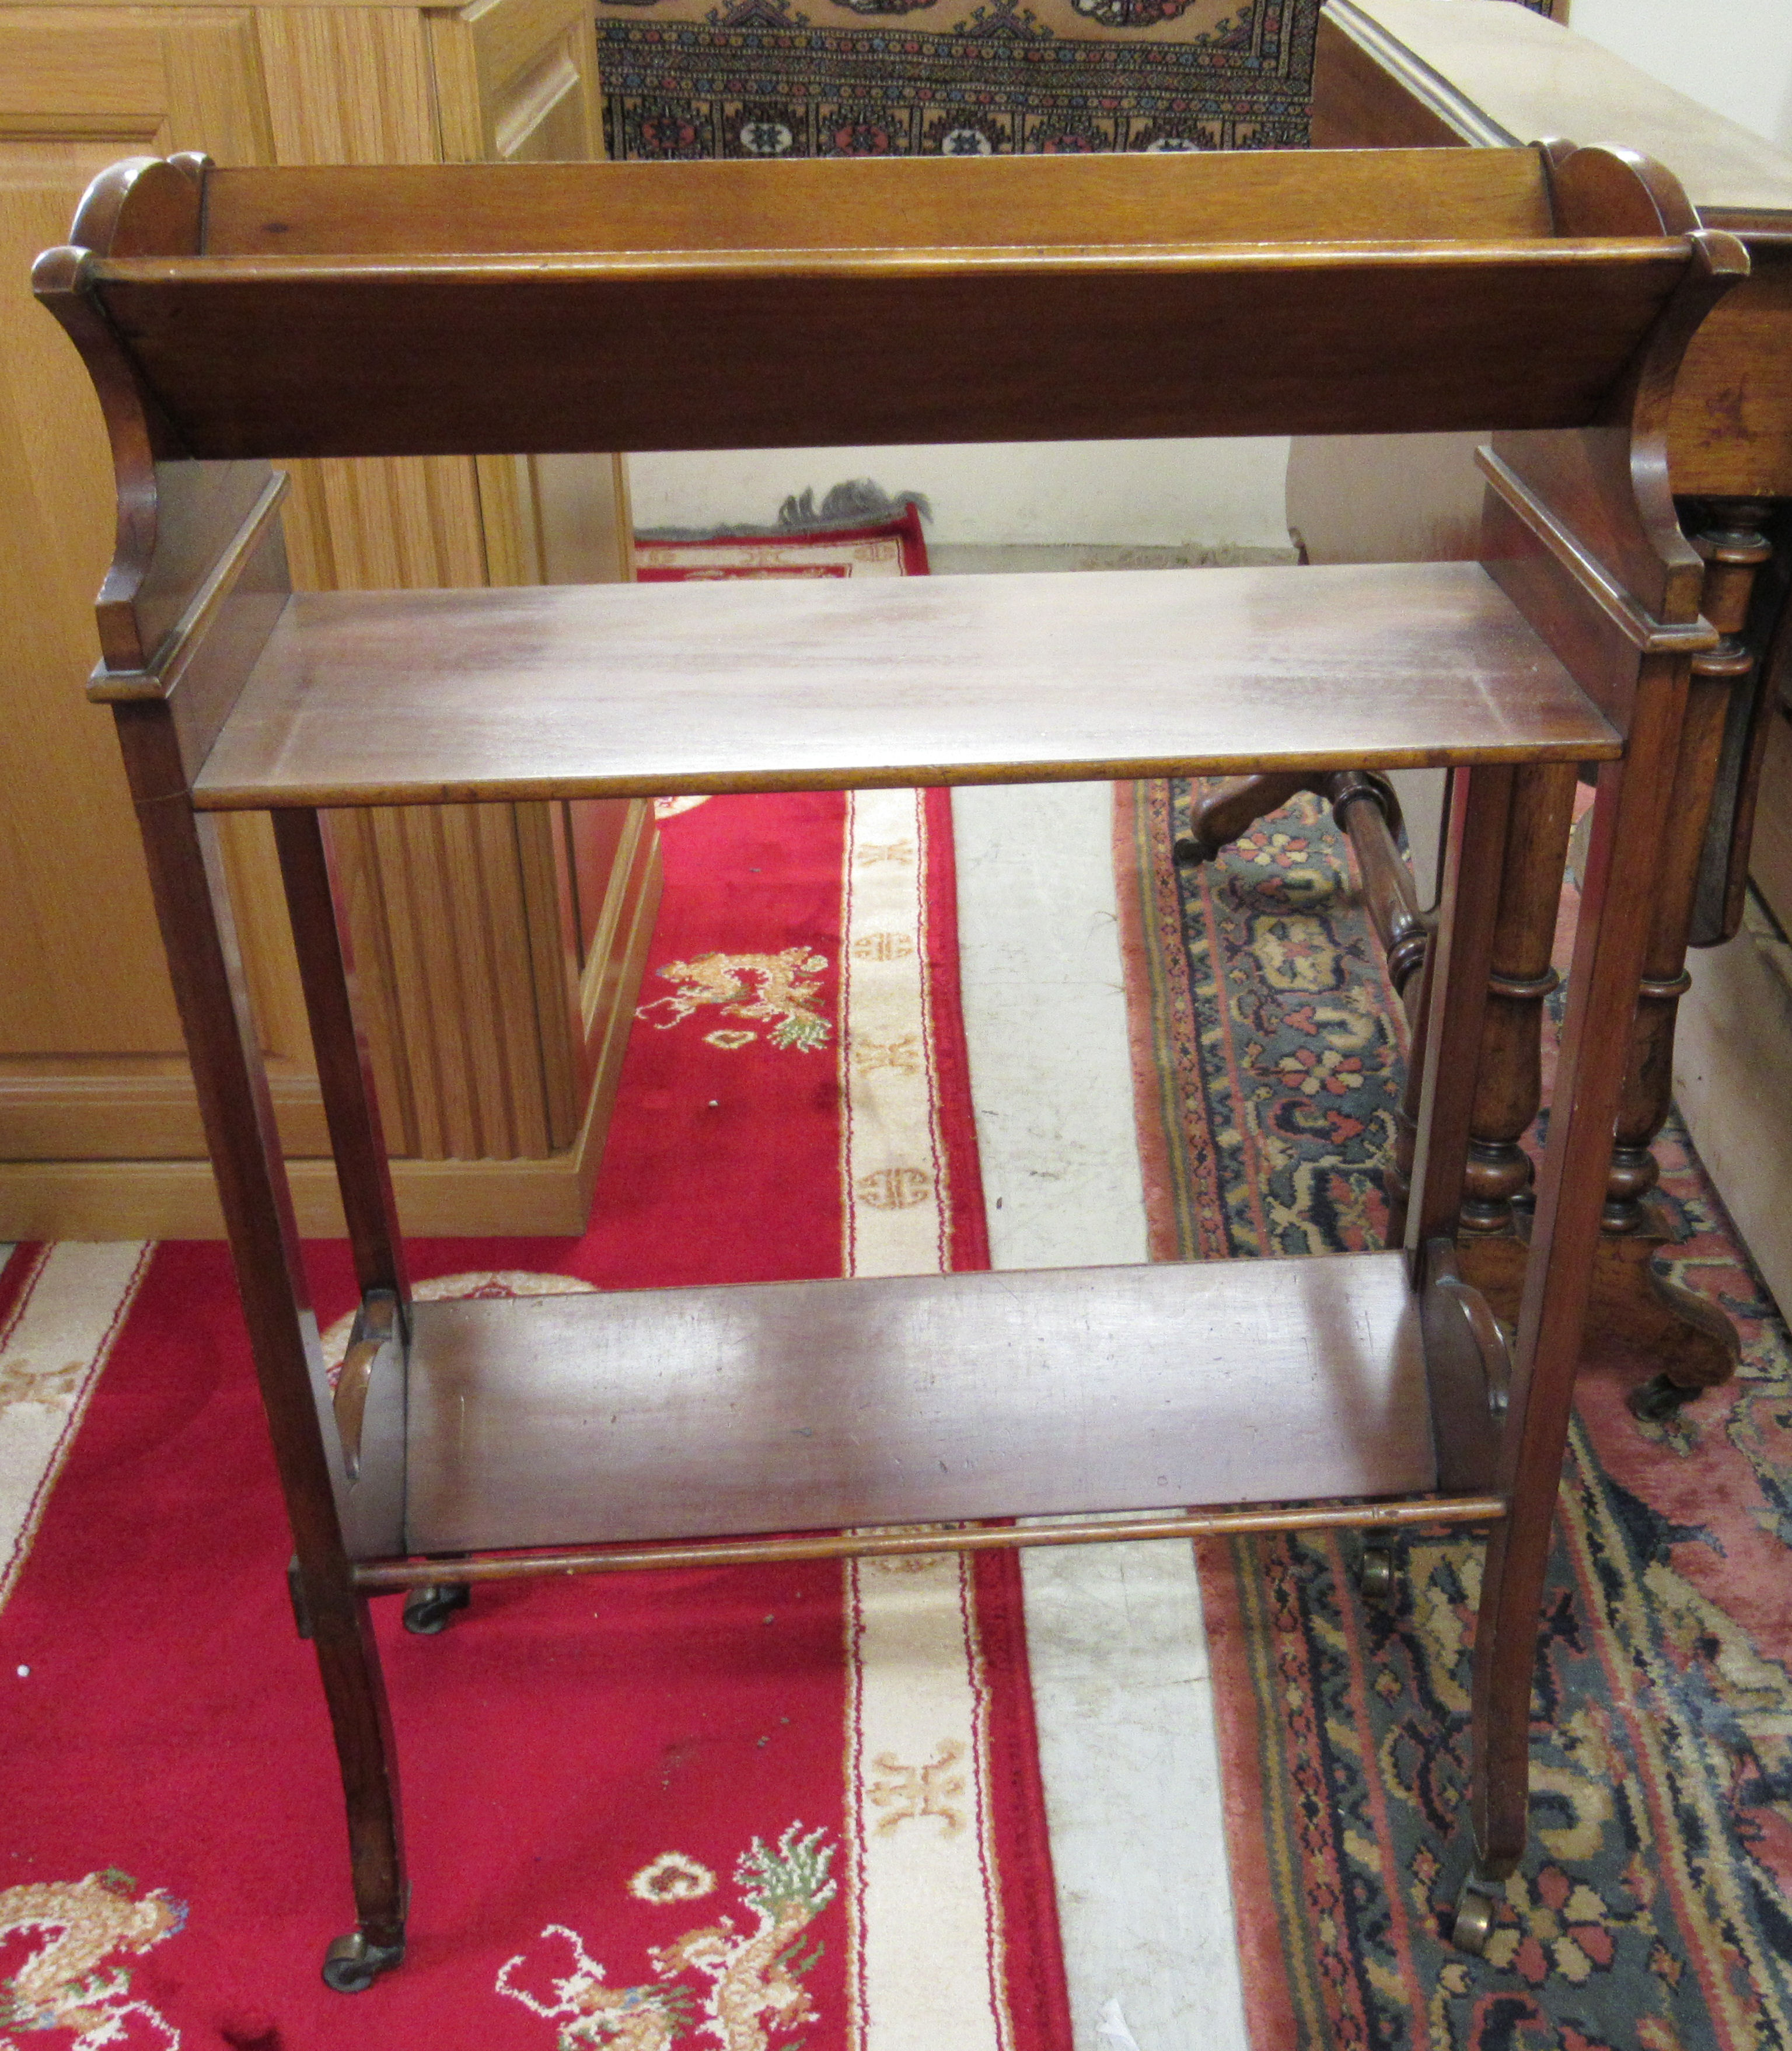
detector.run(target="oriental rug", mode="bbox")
[593,0,1558,163]
[1116,777,1792,2051]
[0,776,1071,2046]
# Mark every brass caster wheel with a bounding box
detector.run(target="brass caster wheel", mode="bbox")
[1357,1537,1398,1608]
[322,1931,404,1993]
[403,1582,470,1635]
[1627,1372,1702,1424]
[1450,1882,1498,1956]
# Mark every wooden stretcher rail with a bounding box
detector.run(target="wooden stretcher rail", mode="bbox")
[397,1252,1447,1556]
[352,1495,1514,1591]
[188,562,1622,811]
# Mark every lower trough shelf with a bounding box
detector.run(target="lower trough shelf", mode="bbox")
[400,1250,1451,1555]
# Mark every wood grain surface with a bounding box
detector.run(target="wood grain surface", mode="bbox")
[402,1251,1436,1554]
[88,242,1688,457]
[191,562,1619,810]
[197,149,1560,254]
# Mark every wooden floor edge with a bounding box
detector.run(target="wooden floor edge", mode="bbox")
[0,1144,595,1239]
[357,1495,1508,1586]
[0,843,665,1240]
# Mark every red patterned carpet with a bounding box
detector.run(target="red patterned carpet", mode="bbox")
[0,533,1070,2049]
[1117,777,1792,2051]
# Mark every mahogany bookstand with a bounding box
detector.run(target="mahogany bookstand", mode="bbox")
[35,142,1744,1984]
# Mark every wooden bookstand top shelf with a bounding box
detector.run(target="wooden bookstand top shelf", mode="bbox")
[191,562,1619,811]
[54,148,1709,461]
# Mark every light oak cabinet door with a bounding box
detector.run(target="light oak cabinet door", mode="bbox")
[0,7,303,1173]
[0,0,655,1238]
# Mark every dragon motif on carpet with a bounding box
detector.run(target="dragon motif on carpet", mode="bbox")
[638,950,833,1052]
[0,1868,186,2049]
[497,1823,837,2050]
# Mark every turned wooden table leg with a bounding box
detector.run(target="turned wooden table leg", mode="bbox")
[1457,503,1777,1407]
[1389,765,1574,1239]
[1460,765,1580,1232]
[1181,771,1430,1006]
[1599,504,1774,1411]
[1328,772,1431,1003]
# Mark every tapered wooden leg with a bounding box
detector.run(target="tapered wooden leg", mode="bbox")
[114,708,407,1983]
[272,808,410,1312]
[1405,768,1510,1258]
[1405,768,1511,1496]
[1464,657,1687,1909]
[1383,934,1430,1241]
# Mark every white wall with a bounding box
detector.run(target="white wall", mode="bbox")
[1570,0,1792,152]
[628,438,1294,551]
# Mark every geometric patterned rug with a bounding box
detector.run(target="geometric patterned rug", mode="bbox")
[1116,776,1792,2051]
[593,0,1557,162]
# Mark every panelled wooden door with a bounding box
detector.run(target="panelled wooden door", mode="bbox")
[0,0,654,1237]
[0,8,298,1157]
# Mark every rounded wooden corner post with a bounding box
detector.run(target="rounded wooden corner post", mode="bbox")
[36,161,408,1972]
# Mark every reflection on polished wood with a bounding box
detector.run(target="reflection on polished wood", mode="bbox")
[190,566,1618,811]
[404,1255,1436,1554]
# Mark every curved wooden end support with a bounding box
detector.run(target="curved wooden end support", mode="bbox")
[32,243,162,671]
[1420,1236,1510,1494]
[334,1289,401,1483]
[1489,147,1748,641]
[1540,139,1703,240]
[1615,222,1753,622]
[31,155,230,675]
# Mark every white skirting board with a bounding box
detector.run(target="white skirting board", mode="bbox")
[1672,897,1792,1320]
